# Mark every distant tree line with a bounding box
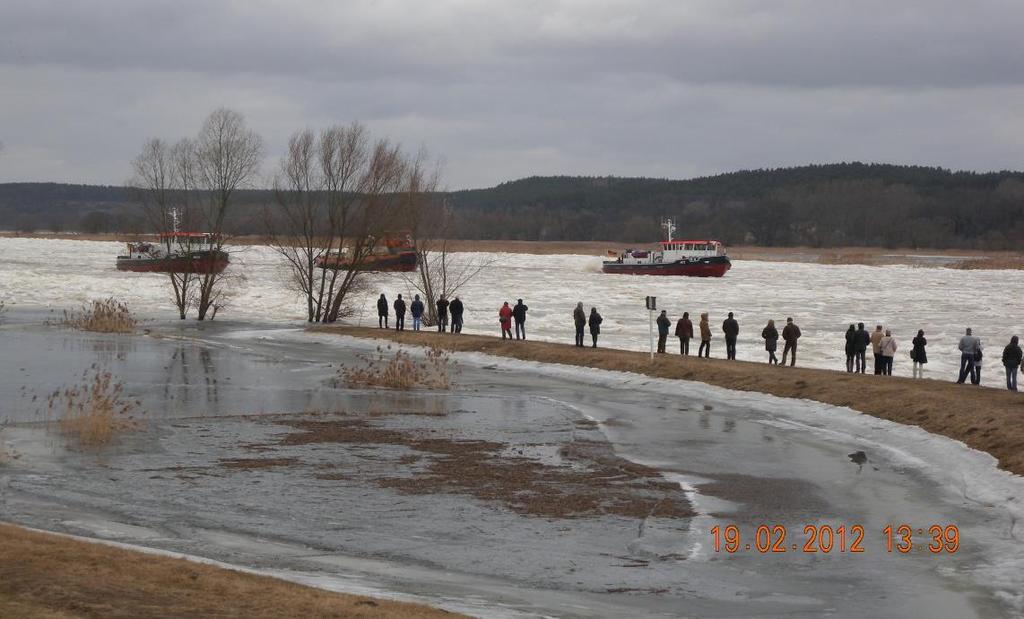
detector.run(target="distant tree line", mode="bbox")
[3,163,1024,249]
[446,164,1024,249]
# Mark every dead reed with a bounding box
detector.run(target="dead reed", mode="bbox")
[61,297,137,333]
[47,366,142,447]
[342,345,454,390]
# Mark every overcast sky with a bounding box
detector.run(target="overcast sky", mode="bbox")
[1,0,1022,189]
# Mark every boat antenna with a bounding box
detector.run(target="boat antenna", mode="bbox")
[661,217,676,243]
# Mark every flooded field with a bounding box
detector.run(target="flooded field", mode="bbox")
[3,237,1024,382]
[2,312,1024,617]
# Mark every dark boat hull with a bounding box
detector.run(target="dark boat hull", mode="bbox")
[602,256,731,277]
[116,251,229,274]
[317,251,417,272]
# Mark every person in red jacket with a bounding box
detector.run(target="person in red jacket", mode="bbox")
[499,301,514,340]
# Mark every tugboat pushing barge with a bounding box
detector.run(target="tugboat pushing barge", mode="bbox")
[315,234,417,272]
[603,219,731,277]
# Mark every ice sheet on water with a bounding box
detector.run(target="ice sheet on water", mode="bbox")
[3,237,1024,381]
[291,330,1024,610]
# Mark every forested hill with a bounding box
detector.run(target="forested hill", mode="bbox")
[3,163,1024,248]
[448,164,1024,248]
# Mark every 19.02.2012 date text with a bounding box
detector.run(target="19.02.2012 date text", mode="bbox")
[711,524,959,554]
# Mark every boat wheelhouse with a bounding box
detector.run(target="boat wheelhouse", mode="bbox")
[602,220,731,277]
[116,232,229,274]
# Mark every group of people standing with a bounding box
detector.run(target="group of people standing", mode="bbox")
[500,300,530,340]
[838,323,1022,390]
[840,323,1024,391]
[376,293,465,333]
[573,303,603,347]
[376,292,1024,392]
[376,292,536,342]
[841,324,901,376]
[651,311,802,366]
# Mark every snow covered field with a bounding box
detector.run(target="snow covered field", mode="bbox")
[2,236,1022,380]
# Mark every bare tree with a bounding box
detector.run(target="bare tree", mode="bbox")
[266,124,365,322]
[130,138,196,319]
[402,154,490,325]
[190,108,264,321]
[266,124,413,323]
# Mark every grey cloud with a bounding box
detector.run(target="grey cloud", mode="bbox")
[1,1,1022,188]
[3,1,1024,88]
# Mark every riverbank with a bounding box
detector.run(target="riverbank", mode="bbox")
[314,326,1024,478]
[3,232,1020,269]
[0,523,461,619]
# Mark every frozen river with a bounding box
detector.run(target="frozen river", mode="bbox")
[2,315,1024,617]
[2,237,1023,381]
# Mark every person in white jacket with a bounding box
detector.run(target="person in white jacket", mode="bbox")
[879,329,897,376]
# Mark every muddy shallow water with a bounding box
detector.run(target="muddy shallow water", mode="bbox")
[1,311,1022,617]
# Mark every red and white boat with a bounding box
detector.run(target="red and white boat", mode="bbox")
[602,219,731,277]
[116,232,229,274]
[316,235,417,272]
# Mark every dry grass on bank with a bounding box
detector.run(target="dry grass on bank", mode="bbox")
[315,326,1024,478]
[60,298,138,334]
[47,367,142,447]
[948,255,1024,270]
[342,345,454,390]
[0,523,463,619]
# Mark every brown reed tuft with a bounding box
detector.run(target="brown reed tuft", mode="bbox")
[61,297,137,333]
[341,345,454,390]
[47,366,143,447]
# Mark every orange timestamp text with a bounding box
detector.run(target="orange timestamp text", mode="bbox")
[711,524,959,554]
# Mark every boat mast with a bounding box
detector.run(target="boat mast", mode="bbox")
[661,217,676,243]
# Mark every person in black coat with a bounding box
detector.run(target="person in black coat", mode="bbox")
[436,296,449,332]
[854,323,870,374]
[449,297,464,333]
[780,317,801,367]
[844,324,856,372]
[1002,335,1022,391]
[762,319,779,365]
[588,307,603,348]
[656,310,671,353]
[911,329,928,378]
[722,312,739,360]
[573,302,586,346]
[512,299,529,340]
[393,294,406,331]
[377,293,389,329]
[410,294,425,331]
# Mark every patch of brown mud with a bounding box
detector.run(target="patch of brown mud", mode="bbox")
[605,587,670,594]
[366,408,450,418]
[279,419,692,520]
[218,457,300,470]
[315,473,349,481]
